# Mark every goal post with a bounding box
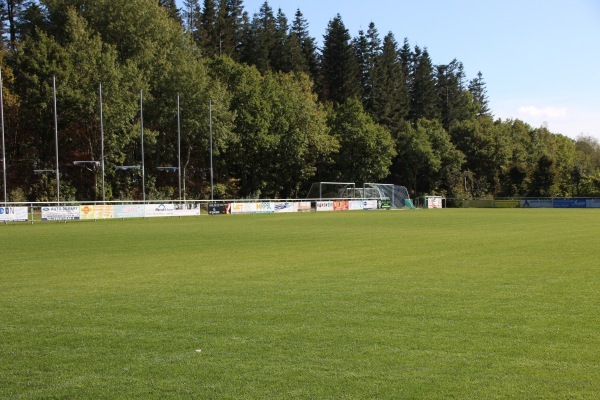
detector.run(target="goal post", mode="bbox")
[306,182,356,199]
[363,183,415,209]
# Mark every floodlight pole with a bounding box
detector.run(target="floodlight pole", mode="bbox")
[140,89,145,202]
[209,98,214,202]
[1,68,7,206]
[53,75,60,206]
[99,83,105,203]
[177,93,182,201]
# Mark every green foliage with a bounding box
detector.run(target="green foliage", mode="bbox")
[0,0,597,200]
[328,98,396,183]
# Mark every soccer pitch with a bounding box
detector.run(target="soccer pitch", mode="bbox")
[1,209,599,398]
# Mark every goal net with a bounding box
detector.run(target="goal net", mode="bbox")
[363,183,415,209]
[306,182,357,199]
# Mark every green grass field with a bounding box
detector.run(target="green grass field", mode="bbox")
[1,209,599,399]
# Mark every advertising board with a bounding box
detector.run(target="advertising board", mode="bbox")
[41,206,80,221]
[520,199,553,208]
[553,199,587,208]
[173,203,201,216]
[208,203,230,215]
[144,204,175,217]
[0,206,28,222]
[274,202,298,213]
[333,200,349,211]
[114,204,145,219]
[79,205,115,220]
[587,199,600,208]
[316,201,334,211]
[297,202,312,212]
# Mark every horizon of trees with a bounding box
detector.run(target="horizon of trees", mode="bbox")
[0,0,599,203]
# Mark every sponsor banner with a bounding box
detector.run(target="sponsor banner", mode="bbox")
[362,200,378,210]
[379,199,391,209]
[274,202,298,213]
[333,200,349,211]
[297,201,312,212]
[253,202,275,214]
[79,205,114,220]
[348,200,378,210]
[208,203,230,215]
[41,206,80,221]
[231,202,254,214]
[114,204,145,219]
[553,199,587,208]
[587,199,600,208]
[493,200,520,208]
[426,197,443,209]
[0,206,28,222]
[145,204,175,217]
[520,199,553,208]
[231,202,275,214]
[348,200,364,210]
[316,201,333,211]
[173,203,201,216]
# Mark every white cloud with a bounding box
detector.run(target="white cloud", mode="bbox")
[517,106,568,118]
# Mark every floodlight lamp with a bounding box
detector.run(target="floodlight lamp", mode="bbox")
[74,160,100,167]
[115,165,141,171]
[157,166,178,172]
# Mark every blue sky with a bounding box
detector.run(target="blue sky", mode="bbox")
[178,1,600,140]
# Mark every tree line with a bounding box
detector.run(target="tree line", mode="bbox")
[1,0,599,202]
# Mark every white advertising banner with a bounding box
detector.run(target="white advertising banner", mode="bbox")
[348,200,378,210]
[297,202,312,212]
[114,204,145,218]
[274,202,298,213]
[0,206,28,222]
[316,201,334,211]
[79,205,115,220]
[231,202,275,214]
[427,197,443,208]
[173,203,201,216]
[144,204,175,218]
[41,206,80,221]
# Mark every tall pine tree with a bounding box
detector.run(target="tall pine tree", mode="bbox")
[319,14,359,104]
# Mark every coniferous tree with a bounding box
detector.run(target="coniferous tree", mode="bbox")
[469,71,491,117]
[199,0,218,56]
[371,32,408,128]
[182,0,201,37]
[320,14,360,104]
[353,29,370,105]
[158,0,182,24]
[436,59,474,130]
[215,0,244,58]
[1,0,25,50]
[291,9,319,82]
[409,46,438,121]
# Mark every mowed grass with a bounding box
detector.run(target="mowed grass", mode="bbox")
[1,209,599,399]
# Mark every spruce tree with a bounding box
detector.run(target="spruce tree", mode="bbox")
[371,32,409,128]
[291,9,319,82]
[320,14,360,104]
[468,71,491,117]
[409,46,438,121]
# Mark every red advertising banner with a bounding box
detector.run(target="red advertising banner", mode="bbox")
[333,200,349,211]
